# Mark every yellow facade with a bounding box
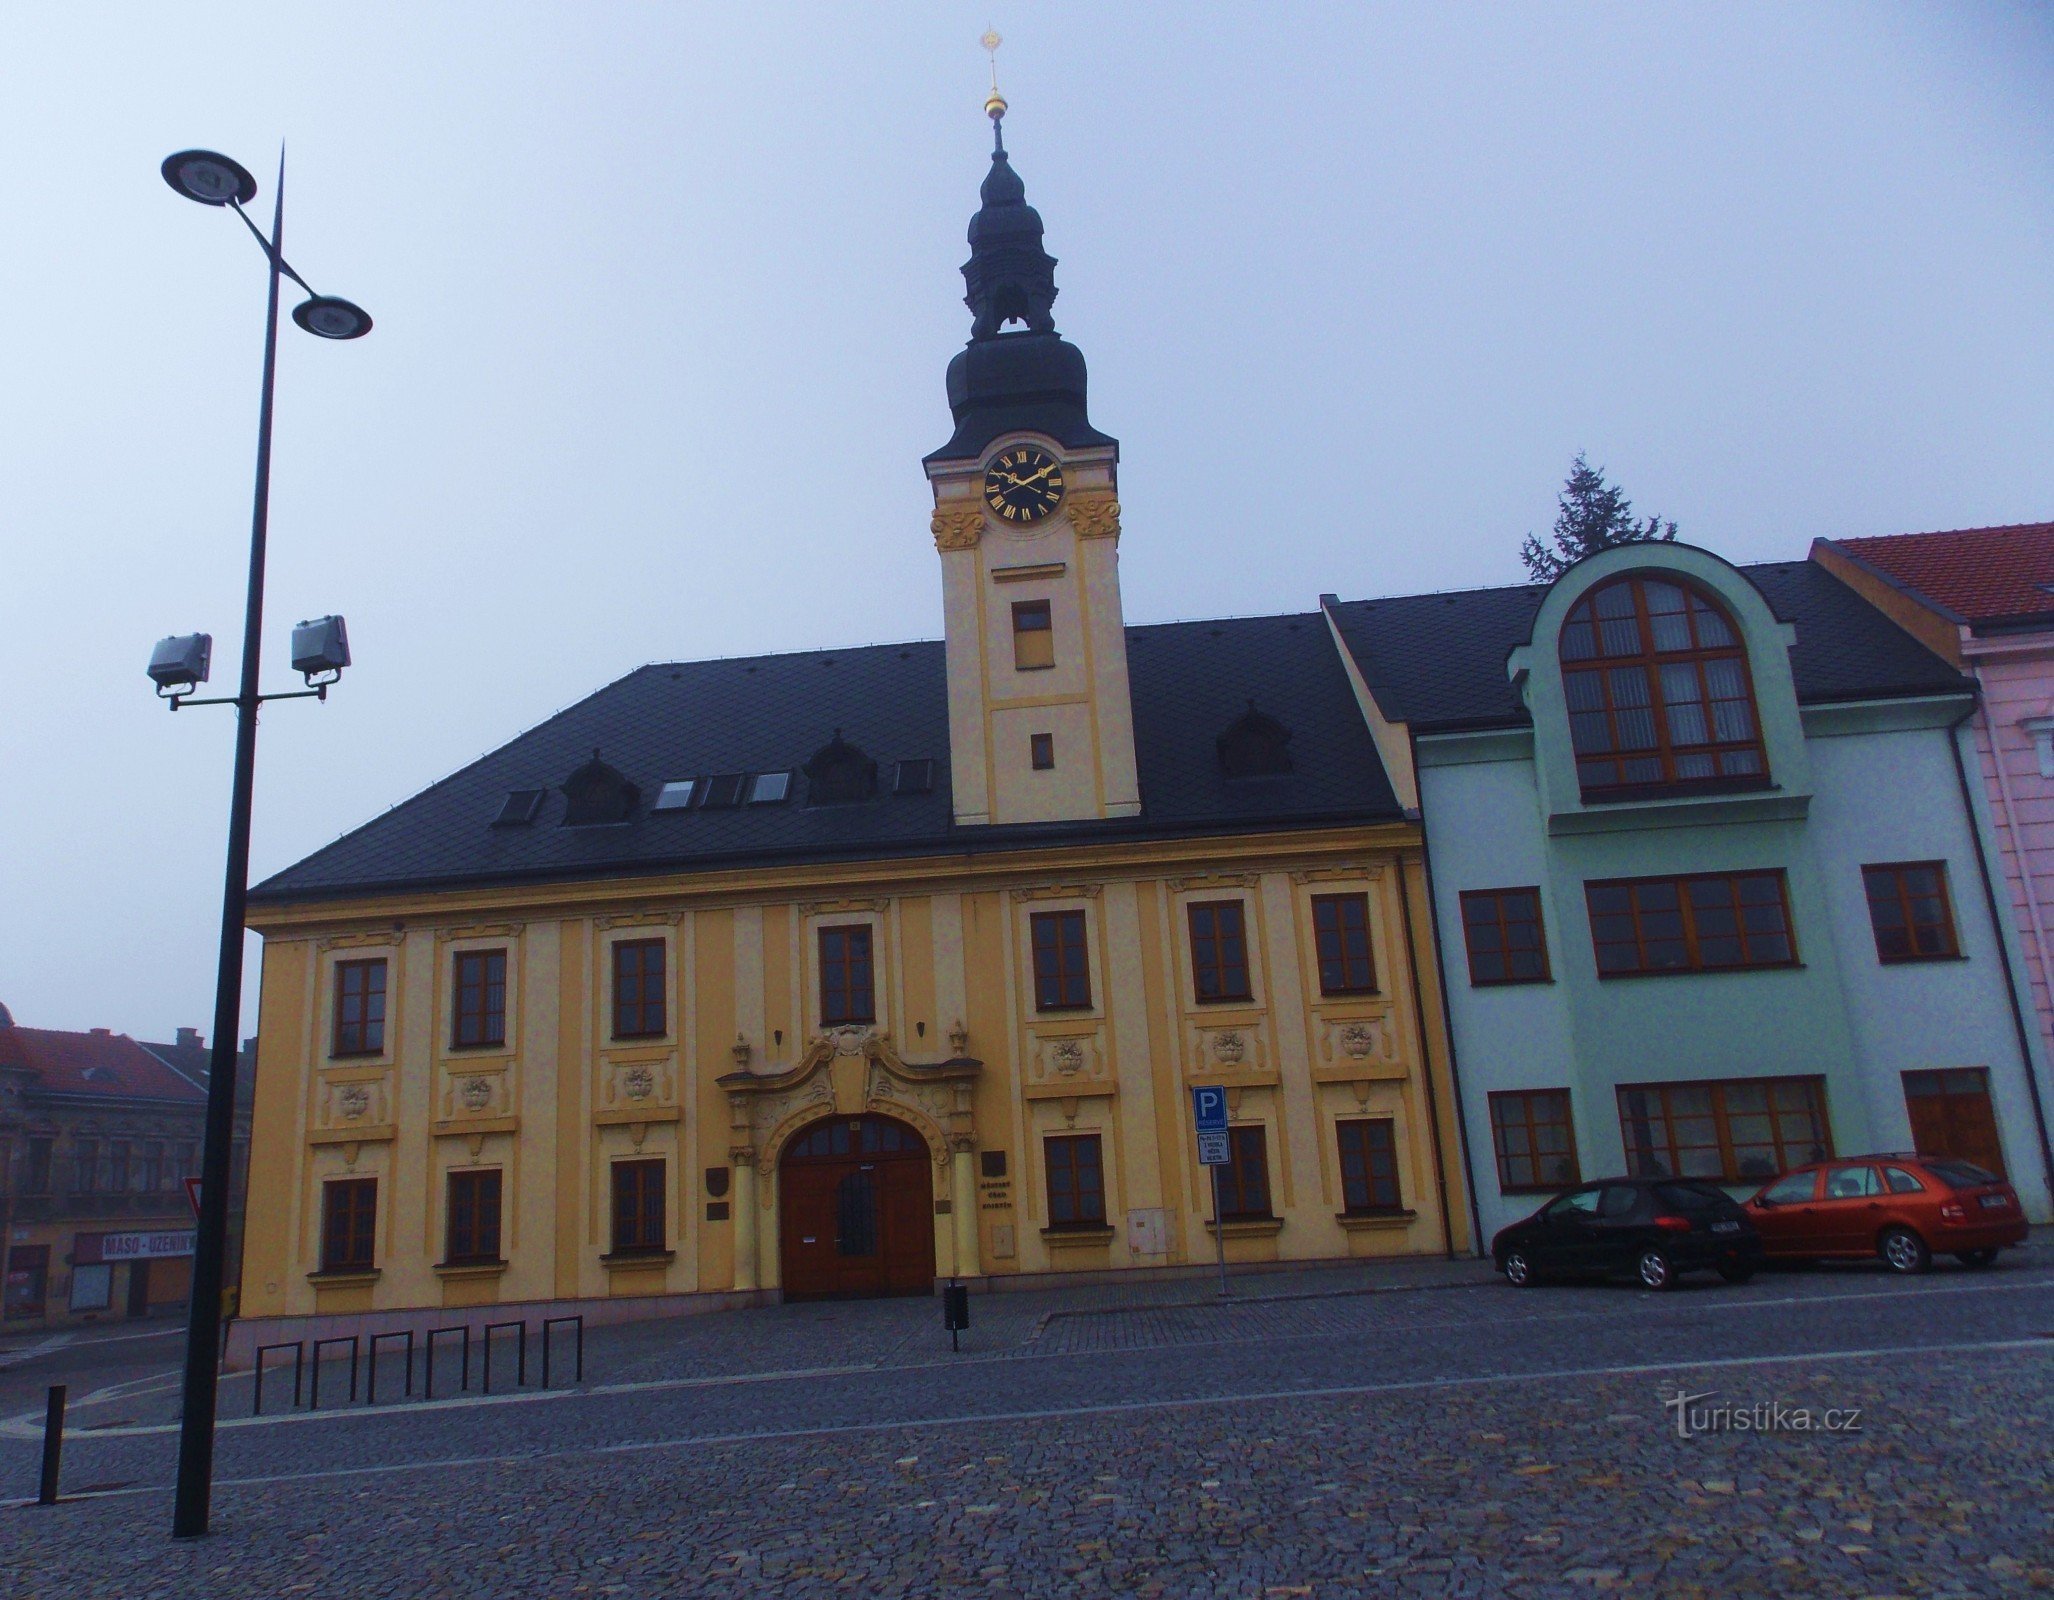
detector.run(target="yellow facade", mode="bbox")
[239,828,1468,1326]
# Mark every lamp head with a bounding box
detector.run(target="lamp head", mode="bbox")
[291,615,351,685]
[148,633,213,697]
[292,296,372,340]
[161,150,257,207]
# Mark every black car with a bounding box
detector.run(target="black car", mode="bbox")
[1491,1177,1763,1291]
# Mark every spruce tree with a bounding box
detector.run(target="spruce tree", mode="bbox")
[1520,453,1678,582]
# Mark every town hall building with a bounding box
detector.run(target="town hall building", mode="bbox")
[234,103,1472,1343]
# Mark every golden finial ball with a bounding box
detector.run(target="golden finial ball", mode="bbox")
[986,90,1008,120]
[981,28,1002,54]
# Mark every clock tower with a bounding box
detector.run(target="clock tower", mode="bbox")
[925,92,1141,828]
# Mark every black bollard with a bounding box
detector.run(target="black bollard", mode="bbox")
[37,1385,66,1506]
[943,1282,970,1352]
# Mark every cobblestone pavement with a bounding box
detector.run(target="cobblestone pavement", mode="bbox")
[3,1252,2051,1598]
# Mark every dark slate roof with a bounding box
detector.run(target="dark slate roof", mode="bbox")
[251,614,1402,903]
[1326,560,1971,733]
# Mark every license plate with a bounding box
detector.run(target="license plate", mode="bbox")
[1711,1220,1741,1233]
[1980,1194,2010,1210]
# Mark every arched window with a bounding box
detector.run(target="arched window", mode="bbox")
[1559,575,1767,799]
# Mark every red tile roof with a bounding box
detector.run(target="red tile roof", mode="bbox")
[1829,522,2054,628]
[0,1024,208,1102]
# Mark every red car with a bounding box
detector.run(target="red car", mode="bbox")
[1744,1153,2029,1274]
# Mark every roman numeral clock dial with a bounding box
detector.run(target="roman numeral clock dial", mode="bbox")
[982,446,1066,525]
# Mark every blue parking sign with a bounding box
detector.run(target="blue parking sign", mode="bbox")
[1191,1085,1228,1134]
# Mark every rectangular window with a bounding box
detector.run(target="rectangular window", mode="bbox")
[333,958,387,1057]
[1336,1119,1402,1213]
[612,939,668,1039]
[1030,910,1092,1011]
[109,1141,131,1193]
[1012,599,1054,670]
[73,1139,98,1194]
[25,1138,52,1195]
[610,1159,666,1255]
[142,1142,164,1192]
[818,925,876,1026]
[1586,871,1795,977]
[1030,732,1055,770]
[1863,862,1961,962]
[1215,1126,1272,1220]
[1460,888,1550,985]
[173,1142,196,1182]
[444,1169,503,1265]
[452,949,508,1048]
[1488,1089,1580,1192]
[1310,893,1377,995]
[321,1178,378,1272]
[1044,1134,1107,1228]
[1615,1076,1831,1183]
[1188,901,1253,1003]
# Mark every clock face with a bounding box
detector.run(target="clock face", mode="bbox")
[982,445,1066,525]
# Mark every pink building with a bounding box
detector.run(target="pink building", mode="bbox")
[1814,524,2054,1184]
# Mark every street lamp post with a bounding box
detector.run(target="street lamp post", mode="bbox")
[156,148,369,1541]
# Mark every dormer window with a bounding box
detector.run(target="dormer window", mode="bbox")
[1560,575,1767,801]
[561,751,640,826]
[806,732,877,805]
[1216,703,1293,778]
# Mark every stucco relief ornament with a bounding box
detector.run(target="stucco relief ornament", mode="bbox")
[1052,1039,1085,1076]
[621,1065,654,1102]
[931,507,984,551]
[460,1075,492,1113]
[337,1085,370,1120]
[1340,1023,1376,1060]
[1066,493,1121,541]
[1212,1031,1246,1065]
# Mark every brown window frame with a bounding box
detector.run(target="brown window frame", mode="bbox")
[109,1140,132,1193]
[610,1158,666,1256]
[73,1139,98,1194]
[1030,732,1055,770]
[818,925,876,1027]
[321,1177,378,1273]
[1215,1125,1273,1221]
[1862,861,1961,963]
[1043,1133,1107,1228]
[24,1137,52,1195]
[1188,900,1254,1004]
[1011,599,1055,671]
[452,948,508,1049]
[444,1168,504,1266]
[1459,888,1551,986]
[1560,573,1770,801]
[1615,1075,1832,1184]
[332,957,387,1057]
[1487,1089,1581,1193]
[1336,1118,1403,1214]
[1029,910,1093,1011]
[611,938,668,1039]
[1311,893,1377,996]
[1585,870,1797,978]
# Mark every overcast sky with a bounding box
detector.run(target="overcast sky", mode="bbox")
[3,3,2050,1042]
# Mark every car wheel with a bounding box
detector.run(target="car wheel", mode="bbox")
[1716,1263,1755,1285]
[1954,1247,1999,1268]
[1879,1226,1931,1275]
[1636,1248,1675,1291]
[1502,1248,1539,1288]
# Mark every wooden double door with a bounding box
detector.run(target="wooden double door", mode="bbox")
[1903,1068,2006,1176]
[779,1115,936,1300]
